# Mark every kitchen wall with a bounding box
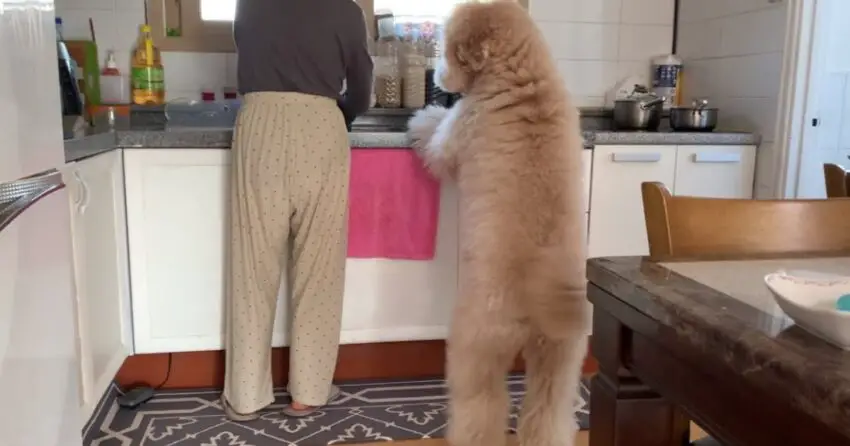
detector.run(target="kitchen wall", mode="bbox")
[54,0,237,101]
[531,0,675,107]
[676,0,788,198]
[55,0,674,105]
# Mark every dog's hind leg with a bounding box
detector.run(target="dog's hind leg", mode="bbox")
[445,309,526,446]
[517,331,589,446]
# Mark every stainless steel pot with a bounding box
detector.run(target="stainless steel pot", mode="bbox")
[670,99,719,132]
[613,96,665,131]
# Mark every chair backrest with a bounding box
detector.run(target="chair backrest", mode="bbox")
[824,163,850,198]
[641,181,850,261]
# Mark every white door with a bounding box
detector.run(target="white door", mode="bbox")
[0,0,83,444]
[795,0,850,198]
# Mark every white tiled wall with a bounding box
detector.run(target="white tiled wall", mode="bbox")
[55,0,674,104]
[676,0,789,198]
[530,0,675,107]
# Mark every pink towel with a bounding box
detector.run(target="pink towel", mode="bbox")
[347,148,441,260]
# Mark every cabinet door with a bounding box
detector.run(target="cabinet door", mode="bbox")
[673,145,756,198]
[587,145,676,258]
[340,183,458,343]
[124,149,290,353]
[582,149,592,241]
[582,149,592,214]
[64,150,132,422]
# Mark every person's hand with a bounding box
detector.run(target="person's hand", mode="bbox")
[337,97,357,131]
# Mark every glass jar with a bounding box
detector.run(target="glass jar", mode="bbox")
[403,52,427,109]
[374,54,402,108]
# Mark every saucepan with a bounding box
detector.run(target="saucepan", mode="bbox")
[670,99,719,132]
[612,95,666,131]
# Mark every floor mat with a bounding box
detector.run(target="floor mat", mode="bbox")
[84,375,590,445]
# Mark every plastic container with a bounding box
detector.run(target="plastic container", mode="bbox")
[100,50,130,104]
[651,54,683,109]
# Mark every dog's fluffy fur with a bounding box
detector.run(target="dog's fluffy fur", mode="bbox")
[407,2,590,446]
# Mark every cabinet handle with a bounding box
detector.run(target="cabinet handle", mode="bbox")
[74,171,89,213]
[72,171,84,206]
[692,152,741,163]
[611,152,662,163]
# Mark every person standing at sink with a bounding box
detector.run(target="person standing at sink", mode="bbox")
[220,0,373,420]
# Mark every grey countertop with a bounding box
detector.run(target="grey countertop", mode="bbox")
[64,126,761,164]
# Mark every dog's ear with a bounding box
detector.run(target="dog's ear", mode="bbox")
[456,39,490,72]
[448,2,493,72]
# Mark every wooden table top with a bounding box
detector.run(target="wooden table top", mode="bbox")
[587,256,850,439]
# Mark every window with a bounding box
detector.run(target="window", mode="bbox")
[147,0,525,53]
[200,0,236,22]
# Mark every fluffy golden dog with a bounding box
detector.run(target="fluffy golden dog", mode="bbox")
[407,2,590,446]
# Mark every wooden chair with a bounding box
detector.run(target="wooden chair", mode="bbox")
[824,163,850,198]
[641,181,850,261]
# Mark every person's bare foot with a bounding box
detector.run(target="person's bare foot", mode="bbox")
[281,385,341,417]
[289,401,314,411]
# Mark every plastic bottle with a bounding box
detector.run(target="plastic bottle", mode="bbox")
[651,54,683,109]
[55,17,65,40]
[100,50,129,104]
[131,24,165,105]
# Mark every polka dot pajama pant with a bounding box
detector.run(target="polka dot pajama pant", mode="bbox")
[222,92,350,413]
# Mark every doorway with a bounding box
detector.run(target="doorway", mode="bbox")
[786,0,850,198]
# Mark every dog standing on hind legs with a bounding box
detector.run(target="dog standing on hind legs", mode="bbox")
[407,2,591,446]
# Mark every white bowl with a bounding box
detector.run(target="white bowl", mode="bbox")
[764,270,850,349]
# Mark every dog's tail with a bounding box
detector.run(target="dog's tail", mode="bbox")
[523,246,591,340]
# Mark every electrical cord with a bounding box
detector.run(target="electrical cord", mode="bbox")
[154,353,173,390]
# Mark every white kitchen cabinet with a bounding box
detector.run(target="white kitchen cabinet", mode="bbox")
[588,145,677,258]
[124,149,458,353]
[64,150,133,422]
[582,149,592,213]
[123,149,264,353]
[341,181,458,343]
[673,145,756,198]
[582,149,592,239]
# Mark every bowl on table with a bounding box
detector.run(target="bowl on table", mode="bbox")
[764,270,850,349]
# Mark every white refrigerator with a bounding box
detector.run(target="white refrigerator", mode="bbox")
[0,0,84,444]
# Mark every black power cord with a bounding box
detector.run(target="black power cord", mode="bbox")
[154,353,174,390]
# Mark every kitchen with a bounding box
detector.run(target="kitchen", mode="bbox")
[3,0,820,444]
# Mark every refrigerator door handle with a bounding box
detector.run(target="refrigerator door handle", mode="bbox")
[0,170,65,233]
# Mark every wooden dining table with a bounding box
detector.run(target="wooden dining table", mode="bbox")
[587,256,850,446]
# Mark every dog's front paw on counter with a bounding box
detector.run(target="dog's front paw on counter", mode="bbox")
[407,105,449,151]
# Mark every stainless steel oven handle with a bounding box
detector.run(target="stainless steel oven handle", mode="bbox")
[0,170,65,233]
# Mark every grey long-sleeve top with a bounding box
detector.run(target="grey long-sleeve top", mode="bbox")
[234,0,374,121]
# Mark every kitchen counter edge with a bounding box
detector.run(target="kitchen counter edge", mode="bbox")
[64,129,762,164]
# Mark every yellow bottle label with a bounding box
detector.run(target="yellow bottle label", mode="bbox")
[131,66,164,92]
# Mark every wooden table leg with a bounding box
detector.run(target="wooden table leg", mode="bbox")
[589,310,690,446]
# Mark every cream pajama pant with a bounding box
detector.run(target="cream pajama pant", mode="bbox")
[223,92,350,413]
